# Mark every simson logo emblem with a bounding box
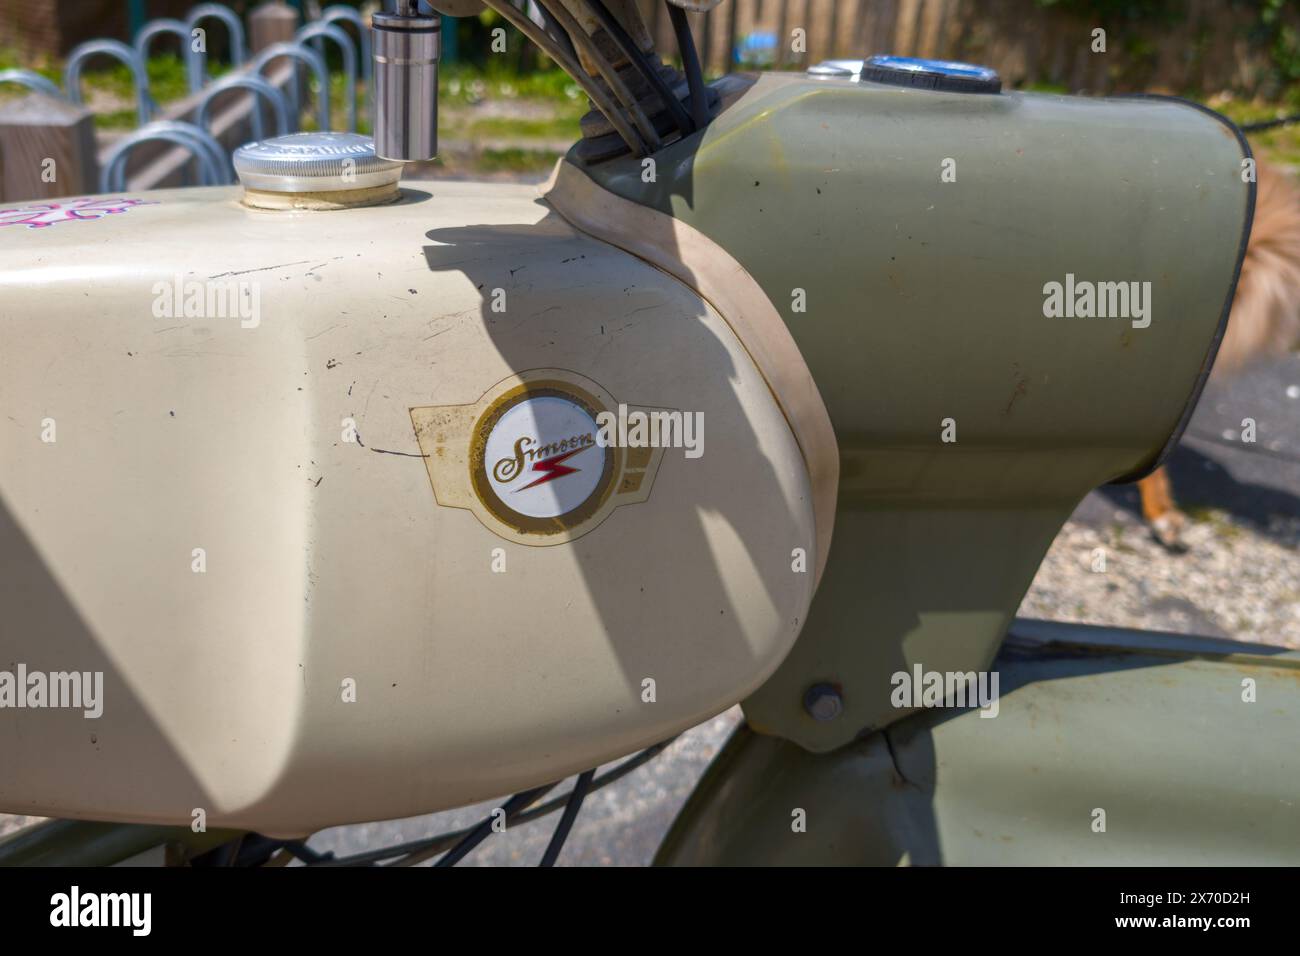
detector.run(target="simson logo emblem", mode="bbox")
[483,395,606,520]
[409,370,669,545]
[492,433,597,487]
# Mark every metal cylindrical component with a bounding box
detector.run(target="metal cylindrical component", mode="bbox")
[233,132,403,209]
[372,8,440,162]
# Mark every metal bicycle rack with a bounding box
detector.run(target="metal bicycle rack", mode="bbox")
[134,19,204,96]
[99,120,230,192]
[0,68,65,99]
[295,22,357,132]
[187,2,248,81]
[146,120,232,180]
[64,39,154,127]
[320,4,372,113]
[36,4,366,199]
[194,73,291,142]
[251,42,330,133]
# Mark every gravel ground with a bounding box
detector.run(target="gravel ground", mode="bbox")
[1028,353,1300,651]
[1018,512,1300,648]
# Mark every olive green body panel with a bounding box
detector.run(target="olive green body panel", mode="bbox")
[655,620,1300,866]
[578,74,1253,750]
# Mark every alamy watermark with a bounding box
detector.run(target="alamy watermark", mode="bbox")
[890,665,999,718]
[595,404,704,458]
[50,886,150,935]
[152,274,261,329]
[1043,273,1151,329]
[0,665,103,718]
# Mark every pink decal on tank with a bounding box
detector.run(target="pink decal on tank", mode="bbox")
[0,197,159,230]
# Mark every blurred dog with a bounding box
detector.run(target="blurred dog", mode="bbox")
[1138,160,1300,548]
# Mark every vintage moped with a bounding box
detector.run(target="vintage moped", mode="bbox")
[0,0,1293,866]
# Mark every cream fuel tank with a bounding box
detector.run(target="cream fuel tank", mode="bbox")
[0,63,1252,837]
[0,140,821,833]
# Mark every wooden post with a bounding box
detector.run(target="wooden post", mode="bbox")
[725,0,740,71]
[648,0,662,51]
[249,1,300,55]
[775,0,789,67]
[697,10,710,75]
[0,94,98,203]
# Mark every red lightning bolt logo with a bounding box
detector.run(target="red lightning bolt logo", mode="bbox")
[516,447,584,491]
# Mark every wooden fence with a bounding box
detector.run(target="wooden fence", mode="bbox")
[638,0,1300,96]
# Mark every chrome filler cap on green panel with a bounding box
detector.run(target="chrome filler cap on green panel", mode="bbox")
[860,55,1002,94]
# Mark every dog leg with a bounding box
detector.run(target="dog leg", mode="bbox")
[1138,465,1187,552]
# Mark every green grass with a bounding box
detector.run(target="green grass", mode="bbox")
[463,115,578,140]
[1210,97,1300,168]
[293,63,584,148]
[440,63,585,107]
[94,108,142,130]
[1184,505,1243,539]
[0,45,59,80]
[474,146,565,174]
[0,48,233,130]
[1017,81,1071,95]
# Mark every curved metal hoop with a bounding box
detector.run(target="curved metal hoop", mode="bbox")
[187,3,248,66]
[134,19,203,95]
[0,68,64,99]
[64,39,153,127]
[320,5,371,111]
[296,22,356,132]
[194,74,291,142]
[252,42,330,132]
[146,120,231,181]
[99,121,228,192]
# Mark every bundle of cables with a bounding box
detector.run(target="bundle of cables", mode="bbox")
[189,737,678,867]
[464,0,720,160]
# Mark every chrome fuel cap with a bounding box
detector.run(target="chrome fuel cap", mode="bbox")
[859,55,1002,94]
[233,132,403,209]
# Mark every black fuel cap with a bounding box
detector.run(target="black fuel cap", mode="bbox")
[860,55,1002,94]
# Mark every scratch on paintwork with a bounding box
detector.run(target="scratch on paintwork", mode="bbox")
[591,317,644,363]
[425,307,479,338]
[882,729,922,790]
[431,256,483,269]
[208,259,315,279]
[160,349,246,359]
[1004,367,1030,416]
[369,446,429,459]
[306,325,341,341]
[362,378,380,418]
[351,426,426,459]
